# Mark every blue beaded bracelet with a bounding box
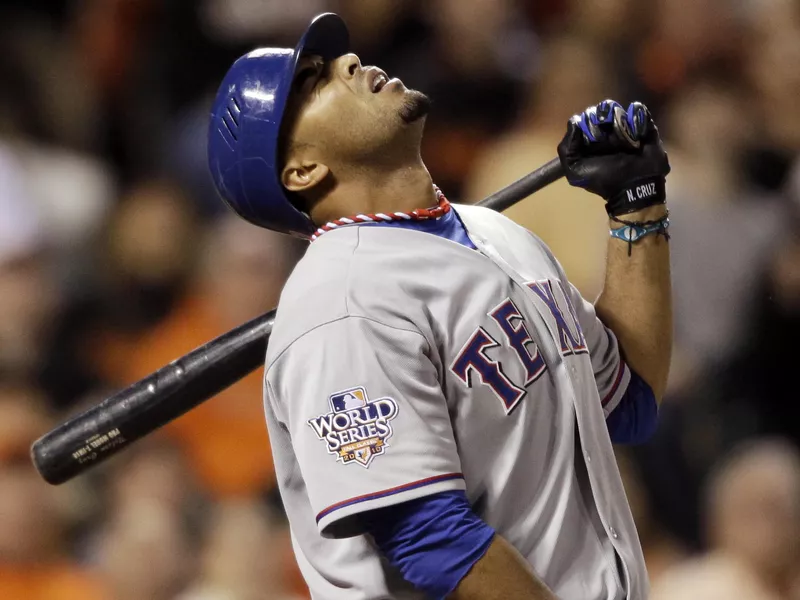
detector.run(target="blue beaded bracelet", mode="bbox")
[610,215,670,255]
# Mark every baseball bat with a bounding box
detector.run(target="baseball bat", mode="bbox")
[31,157,565,485]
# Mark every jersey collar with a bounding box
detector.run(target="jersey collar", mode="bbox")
[310,187,450,241]
[310,187,477,249]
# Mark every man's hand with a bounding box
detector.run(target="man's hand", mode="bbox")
[450,536,558,600]
[557,100,670,217]
[559,99,673,403]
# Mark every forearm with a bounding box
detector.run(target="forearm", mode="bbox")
[450,535,557,600]
[363,492,554,600]
[595,204,672,401]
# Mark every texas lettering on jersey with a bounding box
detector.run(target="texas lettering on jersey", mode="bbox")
[451,279,587,413]
[307,386,399,468]
[264,205,648,599]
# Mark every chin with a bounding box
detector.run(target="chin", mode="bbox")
[399,90,431,125]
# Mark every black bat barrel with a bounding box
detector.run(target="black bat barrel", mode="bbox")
[31,310,275,484]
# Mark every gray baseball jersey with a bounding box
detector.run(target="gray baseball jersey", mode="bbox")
[263,204,647,599]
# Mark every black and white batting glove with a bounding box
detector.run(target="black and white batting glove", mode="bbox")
[557,100,670,216]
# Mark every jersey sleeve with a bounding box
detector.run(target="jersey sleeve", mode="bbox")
[266,316,465,538]
[565,282,631,417]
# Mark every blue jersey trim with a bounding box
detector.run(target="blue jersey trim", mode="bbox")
[606,369,658,444]
[360,490,495,600]
[367,207,478,249]
[316,472,464,523]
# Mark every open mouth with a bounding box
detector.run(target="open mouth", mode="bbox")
[370,71,389,93]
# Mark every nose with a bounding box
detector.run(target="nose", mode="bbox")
[333,53,361,80]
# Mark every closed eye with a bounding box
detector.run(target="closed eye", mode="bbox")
[294,63,322,92]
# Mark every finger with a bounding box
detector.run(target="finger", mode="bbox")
[596,99,624,126]
[577,111,601,144]
[612,104,641,149]
[625,102,649,140]
[581,100,618,144]
[558,117,586,162]
[582,99,629,146]
[557,118,590,187]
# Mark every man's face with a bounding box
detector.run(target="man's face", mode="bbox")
[281,53,430,169]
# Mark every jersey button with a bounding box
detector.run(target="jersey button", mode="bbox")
[610,527,619,539]
[585,452,592,463]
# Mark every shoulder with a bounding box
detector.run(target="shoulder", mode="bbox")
[266,231,354,365]
[454,203,538,241]
[453,203,555,261]
[266,227,427,367]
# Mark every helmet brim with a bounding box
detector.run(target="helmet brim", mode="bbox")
[296,12,350,63]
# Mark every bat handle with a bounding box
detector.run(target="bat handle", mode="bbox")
[478,158,564,213]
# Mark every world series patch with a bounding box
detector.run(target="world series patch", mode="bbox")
[307,387,398,468]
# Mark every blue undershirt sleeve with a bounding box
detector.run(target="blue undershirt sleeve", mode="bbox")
[606,369,659,444]
[359,490,495,600]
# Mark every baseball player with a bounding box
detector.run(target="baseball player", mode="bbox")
[208,13,671,600]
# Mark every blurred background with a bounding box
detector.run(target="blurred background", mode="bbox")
[1,0,798,598]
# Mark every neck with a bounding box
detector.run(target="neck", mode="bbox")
[310,159,436,225]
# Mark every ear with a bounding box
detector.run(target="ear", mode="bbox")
[281,159,330,194]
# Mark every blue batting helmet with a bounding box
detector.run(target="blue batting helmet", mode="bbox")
[207,13,349,238]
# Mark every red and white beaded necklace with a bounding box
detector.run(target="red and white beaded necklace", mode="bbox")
[310,186,451,241]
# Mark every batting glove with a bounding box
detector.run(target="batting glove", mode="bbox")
[557,100,670,216]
